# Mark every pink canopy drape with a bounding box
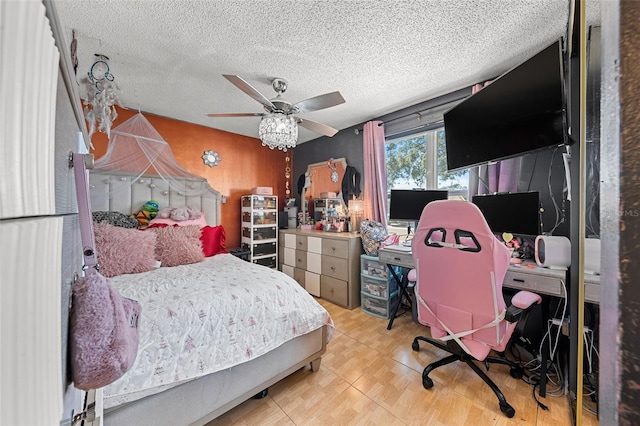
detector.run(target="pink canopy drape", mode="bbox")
[362,121,387,226]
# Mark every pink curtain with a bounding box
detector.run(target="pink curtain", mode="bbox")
[362,120,387,226]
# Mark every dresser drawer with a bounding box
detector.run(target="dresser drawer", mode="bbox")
[293,267,306,289]
[283,247,295,267]
[307,252,322,274]
[294,249,308,270]
[503,270,564,297]
[307,236,322,254]
[295,235,308,251]
[305,271,320,297]
[322,256,348,281]
[281,263,294,278]
[321,276,349,307]
[321,238,349,258]
[284,233,297,249]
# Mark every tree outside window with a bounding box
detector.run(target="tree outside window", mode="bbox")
[385,128,468,193]
[385,128,468,236]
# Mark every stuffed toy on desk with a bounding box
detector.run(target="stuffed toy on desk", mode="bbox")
[132,200,159,229]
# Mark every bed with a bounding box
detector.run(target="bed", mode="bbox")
[88,170,334,425]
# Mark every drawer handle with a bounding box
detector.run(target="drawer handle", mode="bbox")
[297,258,302,263]
[512,278,525,283]
[393,257,401,261]
[298,242,303,246]
[331,247,336,251]
[330,266,335,271]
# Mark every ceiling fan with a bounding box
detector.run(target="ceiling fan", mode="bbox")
[207,75,345,137]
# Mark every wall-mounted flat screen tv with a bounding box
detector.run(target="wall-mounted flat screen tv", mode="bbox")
[444,39,567,172]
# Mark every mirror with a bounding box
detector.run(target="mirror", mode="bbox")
[300,158,348,226]
[304,157,347,200]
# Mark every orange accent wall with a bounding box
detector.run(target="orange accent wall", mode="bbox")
[90,107,290,248]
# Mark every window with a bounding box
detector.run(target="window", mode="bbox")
[385,127,469,235]
[435,129,469,199]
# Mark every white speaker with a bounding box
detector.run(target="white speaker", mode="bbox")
[584,238,601,275]
[535,236,571,270]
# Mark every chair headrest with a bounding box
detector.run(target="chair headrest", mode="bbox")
[414,200,494,241]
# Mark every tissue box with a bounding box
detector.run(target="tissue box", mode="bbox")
[320,191,337,198]
[252,187,273,195]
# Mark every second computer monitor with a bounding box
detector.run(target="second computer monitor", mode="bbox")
[471,191,541,236]
[389,189,449,223]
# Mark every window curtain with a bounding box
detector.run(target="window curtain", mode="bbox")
[362,120,387,226]
[467,83,522,197]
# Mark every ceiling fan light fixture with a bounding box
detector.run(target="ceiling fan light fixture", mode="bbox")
[258,113,298,151]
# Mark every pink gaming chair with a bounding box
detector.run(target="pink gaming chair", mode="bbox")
[410,200,541,418]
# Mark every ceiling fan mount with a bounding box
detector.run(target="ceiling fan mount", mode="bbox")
[271,77,288,95]
[267,78,294,114]
[207,74,345,137]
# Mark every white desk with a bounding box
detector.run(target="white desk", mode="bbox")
[378,246,600,304]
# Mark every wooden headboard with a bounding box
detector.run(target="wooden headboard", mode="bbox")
[89,170,221,226]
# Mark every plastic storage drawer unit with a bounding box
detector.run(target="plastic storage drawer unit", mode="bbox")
[360,254,392,279]
[361,274,398,298]
[361,291,399,319]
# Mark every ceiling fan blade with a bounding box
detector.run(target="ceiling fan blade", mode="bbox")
[206,112,265,117]
[223,75,275,111]
[293,91,345,113]
[296,117,339,137]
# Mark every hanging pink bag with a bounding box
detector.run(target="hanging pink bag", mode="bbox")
[69,153,141,390]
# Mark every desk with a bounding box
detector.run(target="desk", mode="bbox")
[378,246,601,397]
[379,246,601,303]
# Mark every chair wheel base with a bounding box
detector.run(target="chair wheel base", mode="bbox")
[510,367,523,379]
[422,375,434,389]
[500,402,515,418]
[412,340,420,352]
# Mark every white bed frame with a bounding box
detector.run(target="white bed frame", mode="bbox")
[89,170,328,425]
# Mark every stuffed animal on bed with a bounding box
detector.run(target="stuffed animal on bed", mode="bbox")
[157,206,203,221]
[132,200,159,229]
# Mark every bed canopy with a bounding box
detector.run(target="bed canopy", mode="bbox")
[92,112,212,198]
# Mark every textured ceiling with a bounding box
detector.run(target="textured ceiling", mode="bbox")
[53,0,600,144]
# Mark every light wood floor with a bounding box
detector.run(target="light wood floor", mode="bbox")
[208,298,598,425]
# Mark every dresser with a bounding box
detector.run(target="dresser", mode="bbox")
[279,229,363,309]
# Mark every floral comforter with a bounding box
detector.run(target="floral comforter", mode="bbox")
[103,254,334,408]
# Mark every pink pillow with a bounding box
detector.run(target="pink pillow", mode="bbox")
[149,225,204,267]
[94,222,157,277]
[148,215,208,228]
[200,225,227,257]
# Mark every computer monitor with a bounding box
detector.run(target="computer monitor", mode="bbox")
[471,191,541,236]
[389,189,449,223]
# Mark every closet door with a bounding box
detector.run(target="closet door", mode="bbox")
[0,1,65,425]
